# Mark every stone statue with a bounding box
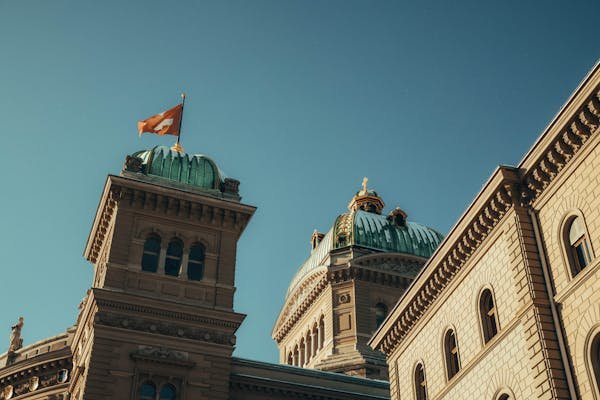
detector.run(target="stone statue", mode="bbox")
[362,177,368,193]
[8,317,24,352]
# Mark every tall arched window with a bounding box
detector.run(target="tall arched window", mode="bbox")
[187,243,205,281]
[590,332,600,394]
[497,394,510,400]
[299,338,306,367]
[139,381,156,400]
[444,329,460,380]
[142,235,161,272]
[159,383,176,400]
[375,303,388,328]
[566,216,592,276]
[306,331,312,362]
[479,289,498,344]
[318,316,325,349]
[414,362,427,400]
[165,238,183,277]
[287,351,293,365]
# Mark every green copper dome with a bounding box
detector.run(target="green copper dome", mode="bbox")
[130,146,221,190]
[122,146,242,200]
[285,210,443,298]
[335,210,443,257]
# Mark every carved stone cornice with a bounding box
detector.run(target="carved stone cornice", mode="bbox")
[0,357,71,398]
[521,88,600,205]
[85,175,256,264]
[370,168,519,355]
[95,311,236,346]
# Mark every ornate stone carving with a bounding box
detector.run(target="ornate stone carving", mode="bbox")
[8,317,23,353]
[123,155,143,173]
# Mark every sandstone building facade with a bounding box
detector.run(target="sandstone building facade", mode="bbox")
[370,62,600,399]
[1,62,599,400]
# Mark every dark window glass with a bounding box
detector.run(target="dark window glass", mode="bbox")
[165,239,183,276]
[139,381,156,400]
[592,333,600,394]
[142,236,161,272]
[414,363,427,400]
[480,289,498,343]
[375,303,388,328]
[568,216,592,276]
[187,243,205,281]
[159,384,176,400]
[497,394,510,400]
[444,329,460,380]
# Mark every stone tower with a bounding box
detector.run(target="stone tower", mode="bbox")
[272,179,443,380]
[70,146,255,399]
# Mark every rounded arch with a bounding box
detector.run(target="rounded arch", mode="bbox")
[492,387,516,400]
[137,226,166,240]
[558,209,595,279]
[165,237,184,277]
[139,381,156,400]
[141,233,161,272]
[158,383,176,400]
[412,359,428,400]
[585,324,600,397]
[441,326,461,381]
[187,242,206,281]
[375,302,389,329]
[476,285,500,345]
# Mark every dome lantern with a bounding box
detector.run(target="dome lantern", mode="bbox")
[348,177,385,214]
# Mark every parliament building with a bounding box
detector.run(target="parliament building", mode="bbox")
[1,62,599,400]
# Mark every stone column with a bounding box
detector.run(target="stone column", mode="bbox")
[157,247,167,274]
[180,253,189,278]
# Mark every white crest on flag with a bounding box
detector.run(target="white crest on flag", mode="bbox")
[154,118,174,131]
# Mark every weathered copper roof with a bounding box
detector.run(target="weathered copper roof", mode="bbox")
[285,210,443,298]
[132,146,221,190]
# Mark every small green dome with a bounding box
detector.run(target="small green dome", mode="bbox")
[129,146,221,190]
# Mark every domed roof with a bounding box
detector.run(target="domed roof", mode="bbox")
[285,210,443,298]
[122,146,242,200]
[127,146,221,190]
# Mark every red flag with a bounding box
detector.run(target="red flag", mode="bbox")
[137,104,183,136]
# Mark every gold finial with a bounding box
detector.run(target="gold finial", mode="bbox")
[361,177,369,193]
[171,142,184,153]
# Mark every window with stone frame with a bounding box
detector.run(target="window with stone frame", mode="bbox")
[565,215,593,276]
[414,362,427,400]
[591,332,600,394]
[165,238,184,276]
[479,288,499,344]
[187,243,205,281]
[139,381,156,400]
[142,235,161,272]
[443,329,460,380]
[375,303,388,329]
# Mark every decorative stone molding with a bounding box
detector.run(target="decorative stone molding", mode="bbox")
[0,357,71,398]
[130,346,195,368]
[95,312,235,346]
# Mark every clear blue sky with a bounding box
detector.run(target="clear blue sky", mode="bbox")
[0,1,598,363]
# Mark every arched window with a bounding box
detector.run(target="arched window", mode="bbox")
[375,303,388,328]
[318,316,325,349]
[139,381,156,400]
[414,362,427,400]
[444,329,460,380]
[187,243,205,281]
[165,238,183,277]
[159,384,176,400]
[306,331,312,362]
[566,216,592,276]
[299,338,306,367]
[591,332,600,394]
[497,394,510,400]
[142,235,161,272]
[287,351,293,365]
[479,289,498,344]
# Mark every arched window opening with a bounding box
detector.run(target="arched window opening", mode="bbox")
[293,345,299,366]
[318,316,325,349]
[139,381,156,400]
[306,331,312,362]
[159,383,176,400]
[287,351,293,365]
[444,329,460,380]
[142,235,161,272]
[311,324,319,355]
[497,394,510,400]
[591,332,600,394]
[479,289,498,344]
[414,363,427,400]
[165,238,183,277]
[375,303,388,329]
[299,338,306,367]
[187,243,205,281]
[566,216,592,276]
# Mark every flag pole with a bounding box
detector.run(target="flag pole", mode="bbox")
[172,93,186,153]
